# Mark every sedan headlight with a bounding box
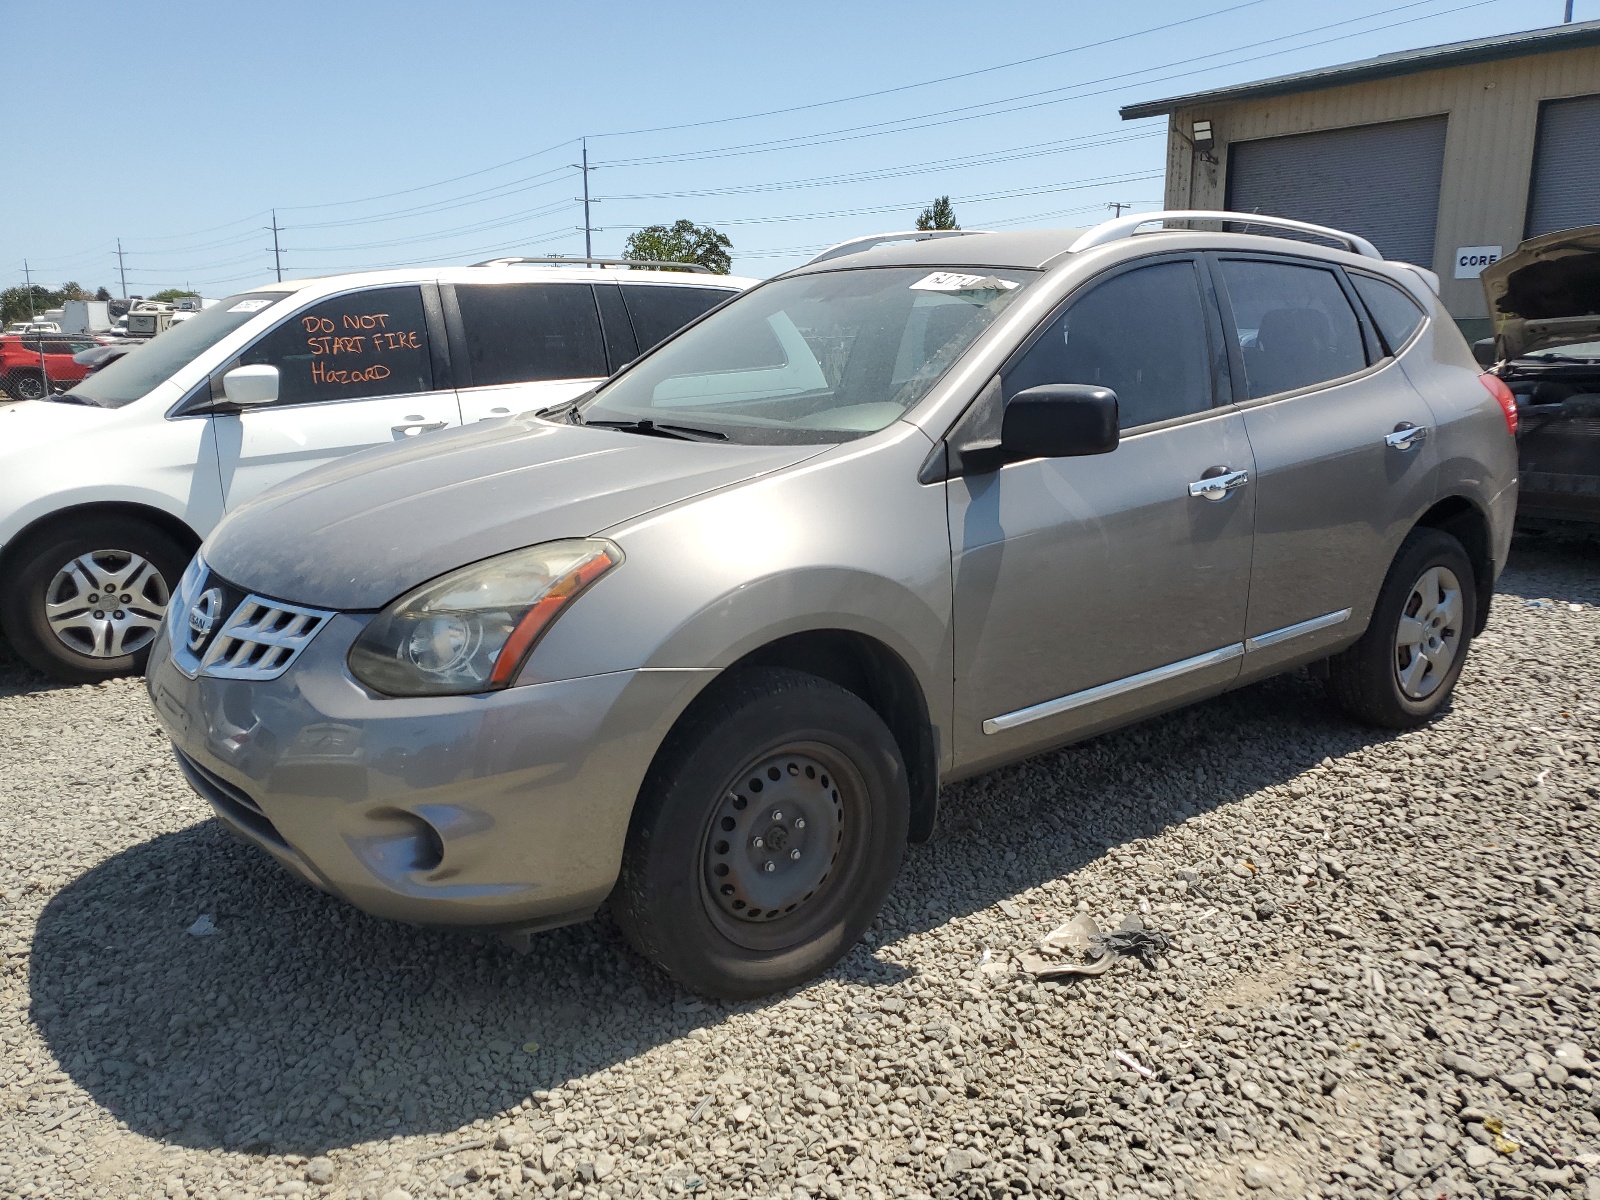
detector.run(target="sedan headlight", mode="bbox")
[348,539,622,696]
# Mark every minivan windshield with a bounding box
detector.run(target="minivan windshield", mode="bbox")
[578,266,1036,444]
[64,291,291,408]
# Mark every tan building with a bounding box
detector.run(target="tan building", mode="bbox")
[1121,20,1600,339]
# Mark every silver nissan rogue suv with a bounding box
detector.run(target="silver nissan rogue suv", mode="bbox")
[146,212,1518,998]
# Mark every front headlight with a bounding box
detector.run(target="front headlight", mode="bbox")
[347,539,622,696]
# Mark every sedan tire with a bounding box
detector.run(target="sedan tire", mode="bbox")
[613,667,909,999]
[1325,527,1477,729]
[0,516,191,683]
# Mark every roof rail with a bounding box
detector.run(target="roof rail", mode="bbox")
[804,229,991,266]
[1067,210,1382,260]
[472,256,714,273]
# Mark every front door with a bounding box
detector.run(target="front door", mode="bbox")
[949,258,1256,773]
[213,284,462,507]
[1210,255,1439,669]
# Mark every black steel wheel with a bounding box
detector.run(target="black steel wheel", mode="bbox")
[613,668,909,999]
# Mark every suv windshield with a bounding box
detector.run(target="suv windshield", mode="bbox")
[64,291,290,408]
[578,267,1036,444]
[1522,339,1600,363]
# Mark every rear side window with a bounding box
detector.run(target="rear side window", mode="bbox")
[455,283,607,385]
[623,285,736,354]
[242,286,433,407]
[1005,261,1213,429]
[1218,259,1366,399]
[1351,273,1426,354]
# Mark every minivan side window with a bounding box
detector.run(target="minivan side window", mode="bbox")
[241,286,433,407]
[454,283,608,385]
[1350,273,1426,355]
[1004,261,1213,429]
[623,285,736,355]
[1217,259,1367,399]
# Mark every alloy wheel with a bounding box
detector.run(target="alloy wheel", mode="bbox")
[44,549,171,659]
[1393,564,1462,700]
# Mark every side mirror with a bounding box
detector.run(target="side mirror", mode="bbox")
[221,364,279,408]
[1471,338,1498,368]
[999,384,1119,461]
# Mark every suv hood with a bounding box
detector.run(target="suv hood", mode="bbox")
[1481,225,1600,360]
[203,417,823,610]
[0,397,112,452]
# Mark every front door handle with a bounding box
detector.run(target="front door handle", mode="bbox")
[1385,422,1428,451]
[1188,467,1250,502]
[392,417,448,437]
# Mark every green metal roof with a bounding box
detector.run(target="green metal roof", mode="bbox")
[1120,19,1600,120]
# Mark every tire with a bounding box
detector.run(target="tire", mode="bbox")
[612,667,910,999]
[4,371,45,402]
[1325,527,1477,729]
[0,516,192,683]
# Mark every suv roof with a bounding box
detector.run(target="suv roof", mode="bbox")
[243,262,754,296]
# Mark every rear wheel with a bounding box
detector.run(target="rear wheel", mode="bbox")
[0,516,192,682]
[612,668,909,999]
[4,371,45,401]
[1325,528,1476,729]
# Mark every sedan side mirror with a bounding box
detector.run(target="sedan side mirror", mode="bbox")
[221,364,280,408]
[1471,338,1498,368]
[1000,384,1119,461]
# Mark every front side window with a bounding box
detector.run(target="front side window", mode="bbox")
[622,285,739,353]
[241,286,432,407]
[1005,261,1213,429]
[580,267,1035,444]
[455,282,607,385]
[1350,273,1426,355]
[1218,259,1367,399]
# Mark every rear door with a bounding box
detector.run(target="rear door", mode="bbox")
[1210,254,1439,669]
[449,281,611,422]
[214,284,462,507]
[620,283,739,355]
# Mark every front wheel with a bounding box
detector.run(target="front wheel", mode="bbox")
[4,371,46,401]
[1325,528,1477,729]
[612,668,909,999]
[0,516,192,682]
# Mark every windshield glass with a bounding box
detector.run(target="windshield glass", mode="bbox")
[578,267,1036,444]
[65,291,290,408]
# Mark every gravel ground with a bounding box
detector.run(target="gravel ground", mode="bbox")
[2,536,1598,1200]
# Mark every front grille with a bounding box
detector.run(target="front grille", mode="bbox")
[174,748,290,852]
[199,596,332,680]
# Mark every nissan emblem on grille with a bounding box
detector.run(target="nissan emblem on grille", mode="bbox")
[187,588,224,651]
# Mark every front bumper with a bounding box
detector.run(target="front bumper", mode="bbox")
[145,614,714,930]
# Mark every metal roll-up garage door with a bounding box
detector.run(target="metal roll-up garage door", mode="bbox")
[1525,93,1600,237]
[1225,115,1448,266]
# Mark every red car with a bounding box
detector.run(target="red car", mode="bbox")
[0,334,103,400]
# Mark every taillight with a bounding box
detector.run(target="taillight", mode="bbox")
[1479,372,1517,436]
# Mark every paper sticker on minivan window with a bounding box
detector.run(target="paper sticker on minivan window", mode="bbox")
[227,299,273,313]
[909,272,1019,293]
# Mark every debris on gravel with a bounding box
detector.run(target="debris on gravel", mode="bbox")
[0,536,1596,1200]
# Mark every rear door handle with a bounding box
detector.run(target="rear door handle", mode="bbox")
[1385,422,1428,451]
[392,417,448,437]
[1188,467,1250,501]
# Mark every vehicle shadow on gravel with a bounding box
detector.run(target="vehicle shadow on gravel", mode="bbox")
[26,535,1597,1157]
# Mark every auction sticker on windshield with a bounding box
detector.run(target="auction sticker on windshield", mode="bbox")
[909,272,1020,293]
[227,299,274,313]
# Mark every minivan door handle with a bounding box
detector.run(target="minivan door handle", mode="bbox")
[393,417,448,437]
[1188,467,1250,501]
[1384,422,1428,451]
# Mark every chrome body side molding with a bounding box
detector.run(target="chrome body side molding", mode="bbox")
[1244,608,1352,653]
[982,643,1244,735]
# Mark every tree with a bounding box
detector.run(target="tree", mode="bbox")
[150,288,199,303]
[94,287,112,302]
[915,197,960,231]
[59,282,88,300]
[622,220,733,274]
[0,285,60,326]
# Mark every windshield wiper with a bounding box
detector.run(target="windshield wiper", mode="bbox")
[580,417,728,442]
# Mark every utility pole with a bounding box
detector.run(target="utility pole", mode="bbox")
[1107,201,1132,217]
[578,138,594,263]
[22,260,48,395]
[116,239,129,300]
[1565,0,1574,21]
[267,210,284,282]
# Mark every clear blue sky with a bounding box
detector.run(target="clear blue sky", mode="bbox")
[1,0,1587,294]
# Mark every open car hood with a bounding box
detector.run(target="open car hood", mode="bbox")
[1481,225,1600,360]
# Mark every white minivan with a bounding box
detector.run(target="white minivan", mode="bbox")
[0,260,751,681]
